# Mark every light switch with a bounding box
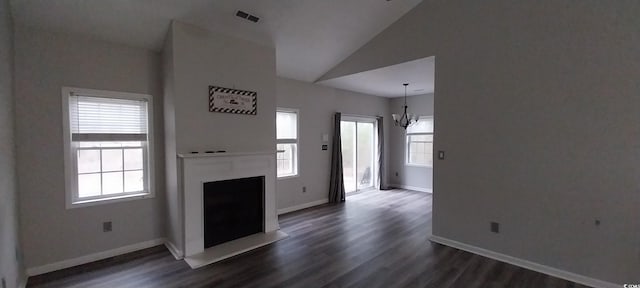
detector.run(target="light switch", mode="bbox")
[438,151,445,160]
[322,134,329,142]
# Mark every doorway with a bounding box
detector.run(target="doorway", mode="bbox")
[341,117,376,193]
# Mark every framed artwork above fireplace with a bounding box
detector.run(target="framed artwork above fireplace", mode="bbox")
[208,85,257,115]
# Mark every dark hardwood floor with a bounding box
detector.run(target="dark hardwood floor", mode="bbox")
[27,189,591,288]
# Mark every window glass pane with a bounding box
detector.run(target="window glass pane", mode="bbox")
[416,142,424,154]
[356,122,374,190]
[277,143,297,177]
[410,134,432,142]
[101,149,123,172]
[276,111,297,139]
[124,148,143,170]
[408,134,433,166]
[340,121,356,192]
[78,173,101,198]
[102,172,123,194]
[77,149,101,173]
[410,151,420,164]
[426,134,434,142]
[124,170,144,192]
[407,117,433,134]
[425,143,433,165]
[79,142,102,148]
[101,141,143,148]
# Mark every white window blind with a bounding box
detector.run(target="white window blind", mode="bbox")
[276,111,297,140]
[70,95,148,142]
[407,117,433,134]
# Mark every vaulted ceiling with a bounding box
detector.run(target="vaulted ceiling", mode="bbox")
[10,0,422,83]
[318,56,434,97]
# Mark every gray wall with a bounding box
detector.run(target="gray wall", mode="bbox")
[171,21,276,153]
[276,77,389,211]
[14,26,166,269]
[0,0,24,286]
[162,24,181,255]
[322,0,640,284]
[388,93,434,191]
[163,21,277,253]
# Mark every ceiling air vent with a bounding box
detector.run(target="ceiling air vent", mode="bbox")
[235,10,249,19]
[235,10,260,23]
[247,15,260,23]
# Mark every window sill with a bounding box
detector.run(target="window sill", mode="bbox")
[277,174,299,180]
[405,163,433,168]
[67,192,154,209]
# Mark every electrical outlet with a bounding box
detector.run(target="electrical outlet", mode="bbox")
[395,172,399,177]
[302,186,307,193]
[103,221,112,232]
[490,222,500,233]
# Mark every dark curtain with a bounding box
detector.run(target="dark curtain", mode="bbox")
[377,116,389,190]
[328,113,345,203]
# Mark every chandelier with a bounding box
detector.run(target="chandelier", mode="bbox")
[392,83,418,129]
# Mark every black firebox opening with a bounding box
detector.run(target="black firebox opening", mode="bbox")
[203,176,264,249]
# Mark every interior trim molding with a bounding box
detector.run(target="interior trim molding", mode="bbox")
[277,199,328,215]
[164,240,184,260]
[389,184,432,193]
[429,235,619,288]
[26,238,165,277]
[19,275,28,288]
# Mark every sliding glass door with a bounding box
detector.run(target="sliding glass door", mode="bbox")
[341,118,376,193]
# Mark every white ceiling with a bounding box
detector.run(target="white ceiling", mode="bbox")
[317,56,434,98]
[10,0,422,83]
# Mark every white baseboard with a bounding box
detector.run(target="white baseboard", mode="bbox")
[389,184,432,193]
[429,235,619,288]
[164,240,183,260]
[26,238,165,276]
[277,199,328,215]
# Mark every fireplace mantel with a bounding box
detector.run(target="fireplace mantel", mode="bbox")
[176,151,282,266]
[177,151,276,159]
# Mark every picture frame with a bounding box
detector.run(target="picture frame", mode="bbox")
[208,85,257,115]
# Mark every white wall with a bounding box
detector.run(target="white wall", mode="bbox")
[388,93,434,191]
[276,77,389,211]
[322,1,640,284]
[0,0,24,286]
[163,21,277,253]
[14,26,166,269]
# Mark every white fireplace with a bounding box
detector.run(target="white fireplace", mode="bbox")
[176,151,285,268]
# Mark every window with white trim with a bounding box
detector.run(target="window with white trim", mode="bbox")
[406,116,434,167]
[63,87,154,207]
[276,109,298,178]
